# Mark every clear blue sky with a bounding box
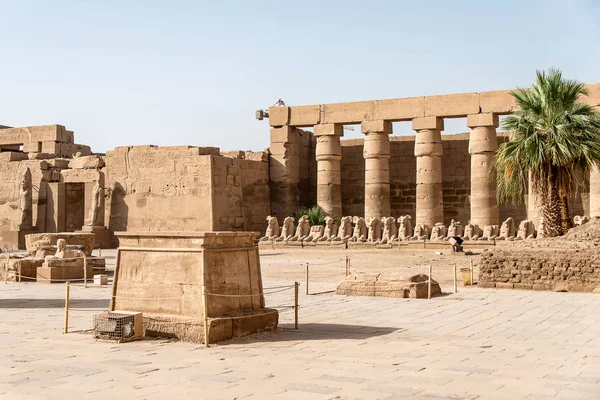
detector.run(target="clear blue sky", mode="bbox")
[1,1,599,153]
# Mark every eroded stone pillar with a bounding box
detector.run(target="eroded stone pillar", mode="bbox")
[362,120,392,219]
[467,113,499,228]
[590,167,600,218]
[314,124,343,218]
[413,117,444,227]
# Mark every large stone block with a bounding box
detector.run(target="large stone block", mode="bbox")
[68,155,105,170]
[412,117,444,131]
[313,123,343,137]
[289,105,320,126]
[479,90,517,114]
[467,113,499,128]
[268,106,290,127]
[361,120,392,134]
[25,232,95,256]
[112,232,277,343]
[423,93,479,118]
[337,273,442,298]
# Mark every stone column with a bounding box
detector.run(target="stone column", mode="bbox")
[413,117,444,227]
[590,167,600,218]
[361,120,392,219]
[467,113,500,228]
[314,124,343,218]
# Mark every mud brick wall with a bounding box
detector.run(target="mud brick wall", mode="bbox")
[440,134,470,224]
[389,138,417,219]
[297,130,316,210]
[340,133,474,224]
[341,140,365,217]
[479,248,600,292]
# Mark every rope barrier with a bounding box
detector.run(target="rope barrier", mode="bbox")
[304,259,344,266]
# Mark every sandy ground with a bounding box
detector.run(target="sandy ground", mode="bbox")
[259,247,482,291]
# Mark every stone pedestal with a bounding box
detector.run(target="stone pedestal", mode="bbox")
[362,120,392,220]
[413,117,444,227]
[112,231,278,343]
[37,261,94,284]
[467,113,500,228]
[314,124,343,218]
[79,225,111,248]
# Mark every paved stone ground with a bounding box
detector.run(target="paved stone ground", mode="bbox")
[1,249,599,399]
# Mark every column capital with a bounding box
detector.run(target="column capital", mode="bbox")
[361,120,392,134]
[268,106,290,127]
[467,113,499,128]
[313,123,343,137]
[412,116,444,131]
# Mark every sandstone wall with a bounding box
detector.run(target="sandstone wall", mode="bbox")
[105,146,270,235]
[210,152,270,232]
[339,133,528,225]
[269,127,315,219]
[105,146,216,233]
[0,153,53,232]
[480,246,600,292]
[240,153,271,233]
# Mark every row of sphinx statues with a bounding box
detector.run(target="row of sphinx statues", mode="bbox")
[259,215,591,244]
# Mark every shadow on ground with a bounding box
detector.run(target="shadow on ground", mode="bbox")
[0,299,109,309]
[222,323,401,345]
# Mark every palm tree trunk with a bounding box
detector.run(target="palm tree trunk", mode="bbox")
[543,166,563,237]
[559,194,572,234]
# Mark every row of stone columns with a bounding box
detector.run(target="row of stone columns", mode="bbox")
[313,113,500,230]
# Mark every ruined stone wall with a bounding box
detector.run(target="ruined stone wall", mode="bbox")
[105,146,217,233]
[104,145,271,235]
[269,127,315,220]
[240,153,271,233]
[480,246,600,292]
[0,153,53,232]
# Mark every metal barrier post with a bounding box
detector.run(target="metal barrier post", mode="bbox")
[64,281,70,334]
[345,256,349,277]
[202,285,209,347]
[427,265,432,300]
[83,255,88,288]
[305,263,309,295]
[294,281,299,330]
[453,264,457,293]
[470,260,474,286]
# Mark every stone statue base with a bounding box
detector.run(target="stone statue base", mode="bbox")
[0,226,39,250]
[78,225,111,248]
[37,260,94,284]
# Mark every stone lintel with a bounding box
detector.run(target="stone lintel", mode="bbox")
[361,120,392,134]
[467,113,499,128]
[268,106,290,127]
[412,117,444,131]
[313,123,343,137]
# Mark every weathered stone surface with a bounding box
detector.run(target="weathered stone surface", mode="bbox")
[479,227,600,292]
[112,231,277,343]
[337,273,442,298]
[25,232,95,257]
[68,155,105,170]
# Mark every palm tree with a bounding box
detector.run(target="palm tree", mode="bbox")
[492,68,600,237]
